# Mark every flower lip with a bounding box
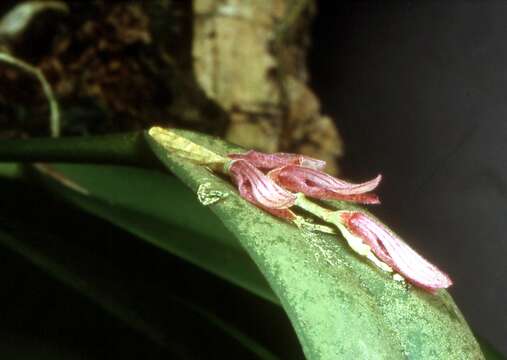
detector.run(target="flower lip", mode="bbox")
[340,211,453,293]
[228,159,297,210]
[268,165,382,204]
[228,150,326,171]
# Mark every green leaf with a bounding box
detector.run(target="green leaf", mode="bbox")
[37,163,277,304]
[145,129,484,360]
[0,128,485,359]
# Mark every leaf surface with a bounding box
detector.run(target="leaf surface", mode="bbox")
[145,129,484,360]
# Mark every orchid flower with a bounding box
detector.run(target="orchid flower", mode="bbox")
[229,150,381,204]
[338,211,453,293]
[227,159,297,220]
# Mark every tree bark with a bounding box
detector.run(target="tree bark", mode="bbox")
[0,0,343,173]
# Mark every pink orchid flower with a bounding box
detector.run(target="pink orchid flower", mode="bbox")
[339,211,453,293]
[229,150,381,204]
[227,159,297,220]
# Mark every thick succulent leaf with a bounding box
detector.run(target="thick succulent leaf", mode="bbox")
[146,129,484,360]
[37,164,276,304]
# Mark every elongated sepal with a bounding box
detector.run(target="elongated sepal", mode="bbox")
[269,165,381,204]
[228,150,326,171]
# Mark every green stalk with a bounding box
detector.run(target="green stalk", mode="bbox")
[294,193,393,272]
[0,52,61,137]
[294,193,336,221]
[0,132,157,166]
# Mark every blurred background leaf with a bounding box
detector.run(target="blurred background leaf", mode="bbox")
[37,163,276,304]
[0,173,302,359]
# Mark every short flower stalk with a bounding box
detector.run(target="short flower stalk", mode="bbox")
[293,193,393,273]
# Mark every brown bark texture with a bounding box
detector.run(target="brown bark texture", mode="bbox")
[0,0,343,173]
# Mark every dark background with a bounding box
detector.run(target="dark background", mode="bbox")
[311,1,507,354]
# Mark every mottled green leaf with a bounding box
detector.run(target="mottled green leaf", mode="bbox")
[145,128,484,360]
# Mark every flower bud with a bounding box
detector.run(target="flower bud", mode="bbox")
[339,211,453,293]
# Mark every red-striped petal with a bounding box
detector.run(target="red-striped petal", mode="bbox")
[228,159,296,212]
[340,211,453,293]
[235,180,296,220]
[269,165,381,204]
[228,150,326,171]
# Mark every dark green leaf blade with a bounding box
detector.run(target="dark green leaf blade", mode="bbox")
[39,164,276,304]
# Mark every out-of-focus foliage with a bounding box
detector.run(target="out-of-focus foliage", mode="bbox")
[40,163,276,303]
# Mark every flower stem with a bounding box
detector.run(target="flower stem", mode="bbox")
[294,193,335,222]
[294,193,380,260]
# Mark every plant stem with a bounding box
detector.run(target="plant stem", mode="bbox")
[0,52,61,137]
[294,193,336,221]
[294,193,380,261]
[0,132,158,166]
